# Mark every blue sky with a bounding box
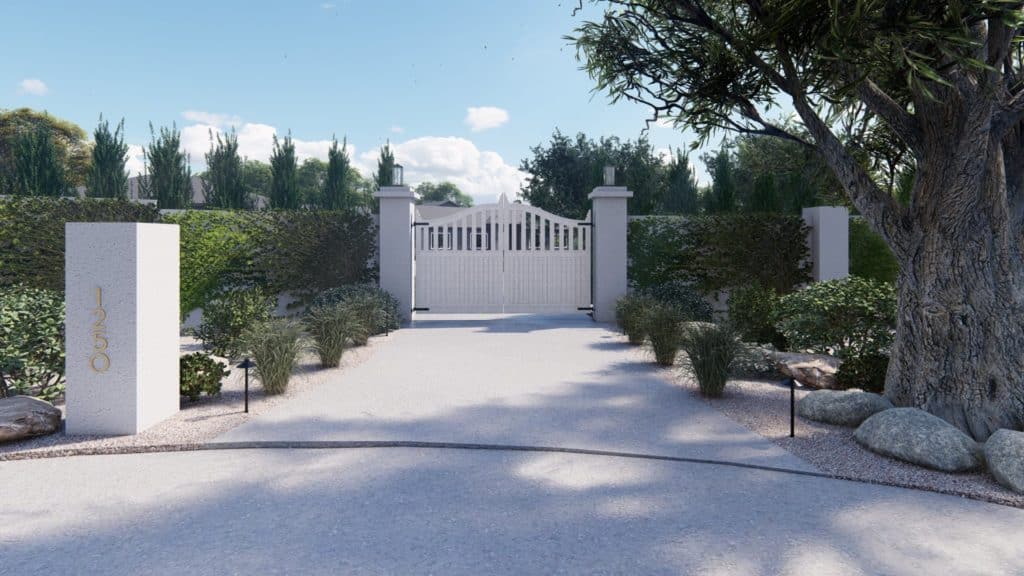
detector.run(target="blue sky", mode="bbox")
[2,0,711,203]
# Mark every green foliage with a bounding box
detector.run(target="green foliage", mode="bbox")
[0,197,160,290]
[240,159,272,203]
[179,352,229,401]
[615,294,654,345]
[11,124,69,197]
[701,146,736,213]
[637,280,713,322]
[644,302,685,366]
[296,158,327,208]
[140,124,193,208]
[728,284,785,348]
[86,116,129,199]
[0,286,65,399]
[201,130,247,209]
[849,218,899,283]
[836,352,889,393]
[162,210,250,317]
[305,301,366,367]
[0,108,91,192]
[416,181,474,207]
[324,137,355,210]
[310,284,400,335]
[680,323,740,398]
[519,130,690,218]
[629,215,811,294]
[776,277,896,391]
[662,147,699,215]
[195,287,274,359]
[269,134,298,209]
[375,142,396,189]
[250,210,378,296]
[243,319,304,395]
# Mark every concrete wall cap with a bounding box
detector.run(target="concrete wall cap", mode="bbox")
[588,186,634,199]
[375,186,415,199]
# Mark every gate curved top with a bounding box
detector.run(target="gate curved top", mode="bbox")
[418,193,589,226]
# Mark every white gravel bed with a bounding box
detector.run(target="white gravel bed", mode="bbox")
[673,373,1024,508]
[0,333,386,459]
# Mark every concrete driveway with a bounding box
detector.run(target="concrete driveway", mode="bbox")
[2,314,1023,575]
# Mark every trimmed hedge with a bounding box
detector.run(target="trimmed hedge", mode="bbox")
[849,217,898,283]
[0,199,377,313]
[0,197,160,290]
[629,214,811,295]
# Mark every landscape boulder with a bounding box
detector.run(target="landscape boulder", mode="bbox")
[797,390,893,427]
[984,429,1024,494]
[854,408,982,472]
[771,351,841,389]
[0,396,62,443]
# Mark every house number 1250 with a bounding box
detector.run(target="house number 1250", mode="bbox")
[90,287,110,373]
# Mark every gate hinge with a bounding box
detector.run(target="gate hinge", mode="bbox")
[577,305,595,311]
[412,307,431,312]
[412,222,430,227]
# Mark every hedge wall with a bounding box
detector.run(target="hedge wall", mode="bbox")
[849,217,898,284]
[0,199,377,316]
[629,214,812,294]
[0,197,161,290]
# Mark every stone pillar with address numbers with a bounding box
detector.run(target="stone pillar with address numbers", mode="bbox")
[65,223,180,435]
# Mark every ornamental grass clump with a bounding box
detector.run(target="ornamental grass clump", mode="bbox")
[615,294,655,345]
[644,303,686,366]
[305,302,367,368]
[680,322,740,398]
[243,319,304,395]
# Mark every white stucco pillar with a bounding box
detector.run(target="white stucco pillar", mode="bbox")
[802,206,849,282]
[65,223,180,435]
[589,186,633,323]
[375,186,415,322]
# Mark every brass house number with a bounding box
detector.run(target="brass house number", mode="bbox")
[90,287,110,373]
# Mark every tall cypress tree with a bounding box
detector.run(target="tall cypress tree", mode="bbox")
[269,133,298,209]
[86,116,129,199]
[375,142,395,189]
[702,146,736,214]
[139,123,193,209]
[323,136,351,209]
[661,148,699,215]
[11,125,68,197]
[202,129,246,209]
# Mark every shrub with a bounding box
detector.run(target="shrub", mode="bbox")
[835,351,889,393]
[615,294,655,345]
[629,214,811,294]
[849,218,899,284]
[162,210,250,317]
[729,342,780,379]
[776,277,896,391]
[305,302,366,367]
[195,287,274,359]
[0,286,65,399]
[242,319,304,395]
[644,303,685,366]
[638,279,714,322]
[680,323,740,397]
[310,284,401,335]
[0,197,159,290]
[727,283,786,348]
[179,353,229,401]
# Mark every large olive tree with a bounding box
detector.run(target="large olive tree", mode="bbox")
[572,0,1024,439]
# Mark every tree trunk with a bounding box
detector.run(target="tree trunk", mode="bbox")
[886,149,1024,441]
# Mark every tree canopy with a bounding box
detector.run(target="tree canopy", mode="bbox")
[571,0,1024,440]
[201,129,247,209]
[86,116,129,199]
[269,134,299,209]
[139,123,192,209]
[0,108,90,192]
[416,181,474,207]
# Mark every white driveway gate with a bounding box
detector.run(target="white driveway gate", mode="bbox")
[414,194,592,313]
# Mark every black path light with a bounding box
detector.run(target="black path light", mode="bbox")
[238,358,254,413]
[785,377,796,437]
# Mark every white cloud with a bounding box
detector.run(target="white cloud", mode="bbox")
[181,110,241,128]
[125,145,146,177]
[18,78,48,96]
[464,106,509,132]
[359,136,526,203]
